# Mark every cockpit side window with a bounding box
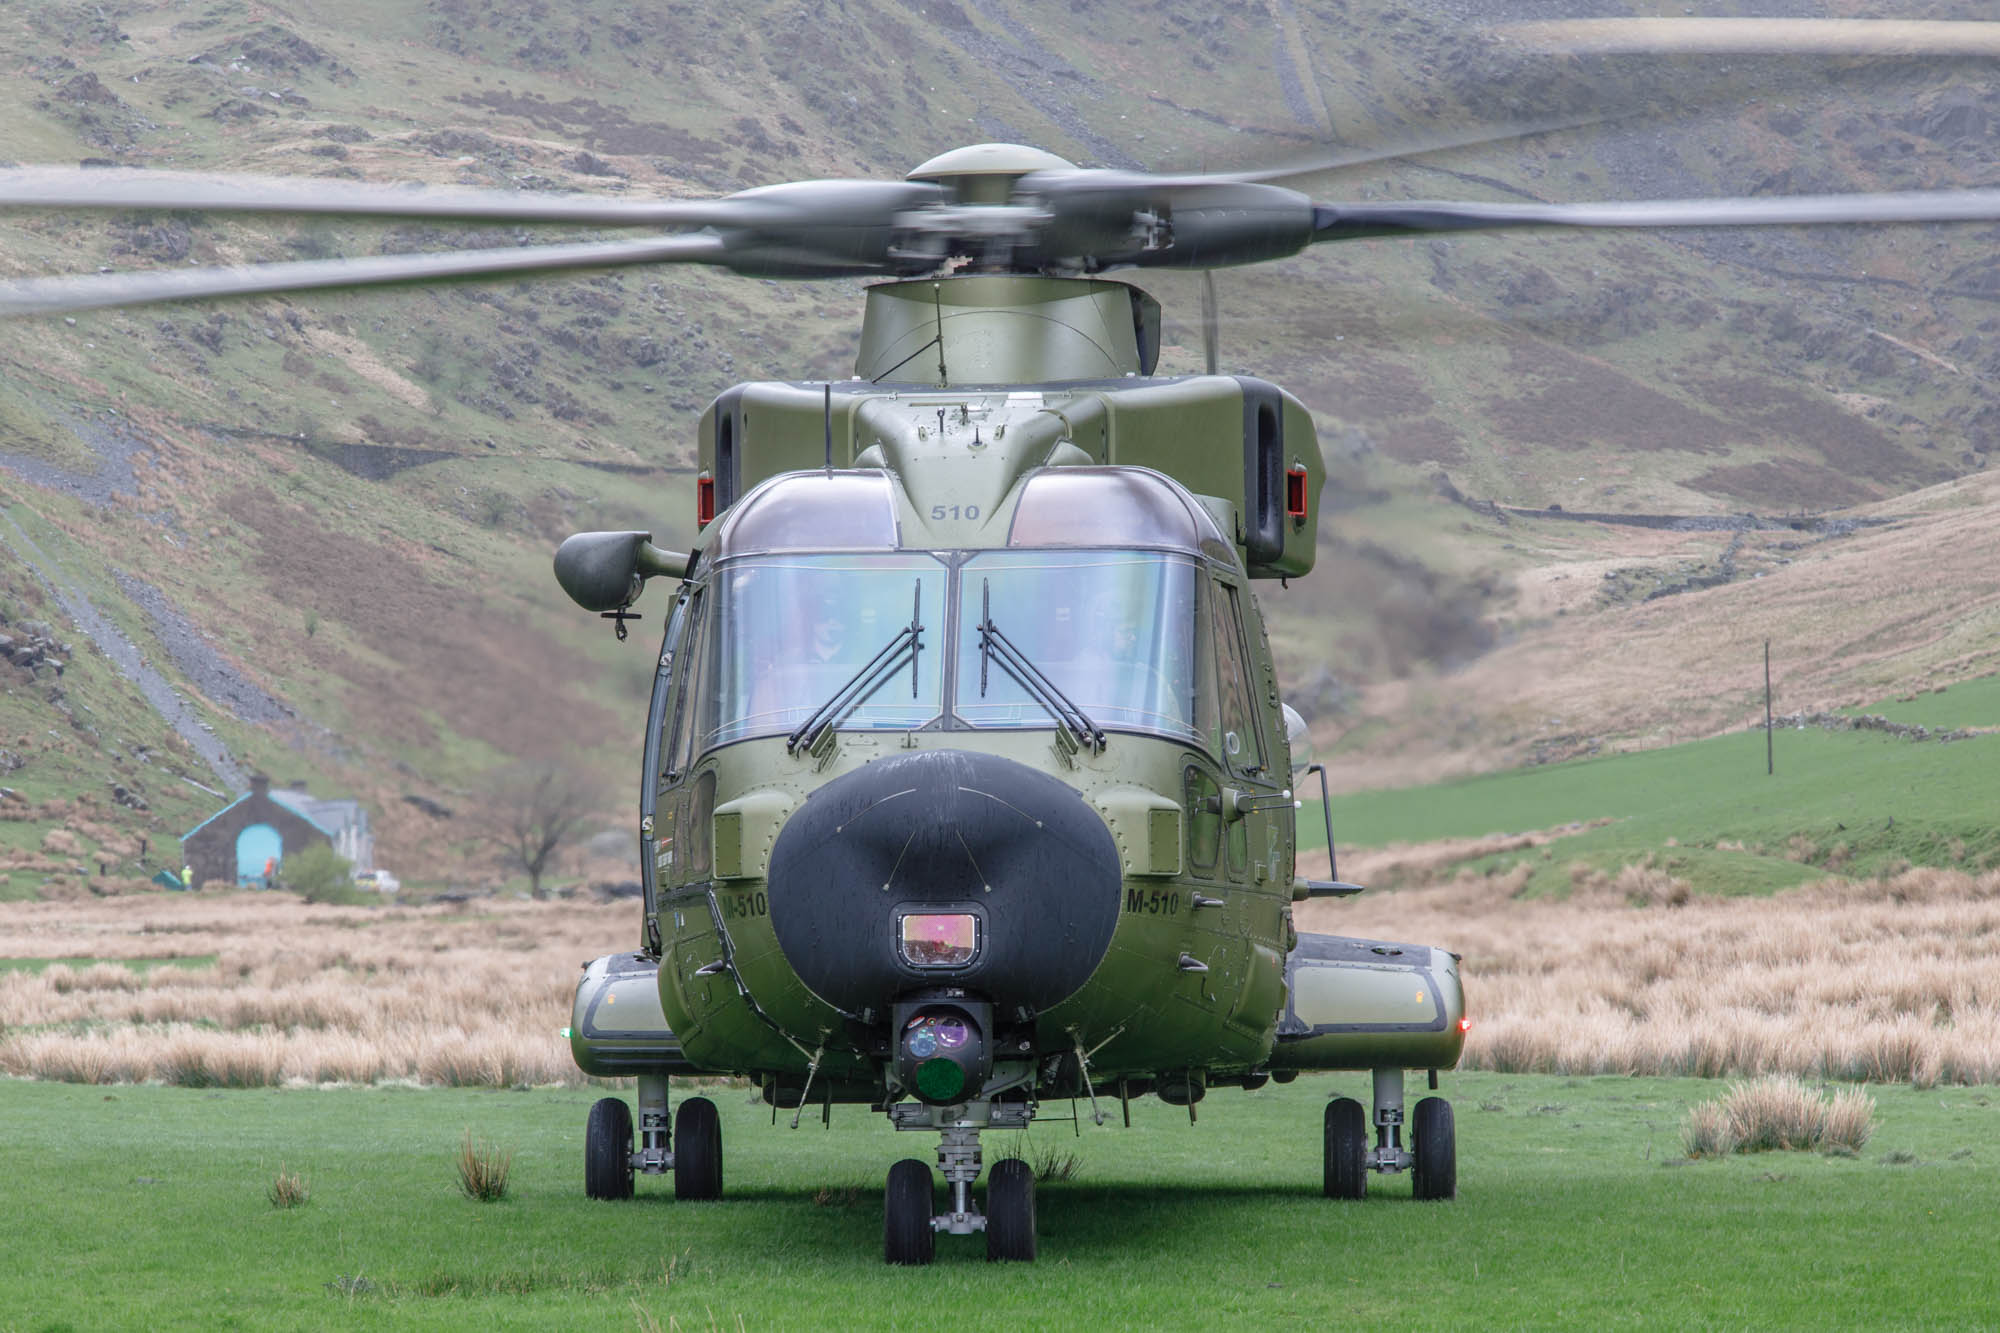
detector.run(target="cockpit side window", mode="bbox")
[667,590,709,780]
[1209,578,1266,776]
[685,769,715,877]
[1184,765,1222,872]
[641,588,699,949]
[652,590,696,791]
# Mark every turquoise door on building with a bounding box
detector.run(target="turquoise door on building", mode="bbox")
[236,823,282,885]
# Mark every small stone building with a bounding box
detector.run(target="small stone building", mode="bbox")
[180,775,375,888]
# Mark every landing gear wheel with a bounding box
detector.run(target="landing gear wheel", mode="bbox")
[1412,1096,1456,1201]
[1323,1096,1367,1199]
[984,1157,1037,1263]
[672,1096,723,1201]
[884,1158,936,1266]
[584,1097,634,1201]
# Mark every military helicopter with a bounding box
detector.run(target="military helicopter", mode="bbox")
[5,18,2000,1264]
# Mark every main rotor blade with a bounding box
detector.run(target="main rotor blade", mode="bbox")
[1220,19,2000,193]
[1500,19,2000,59]
[0,234,727,317]
[1172,112,1629,187]
[0,166,773,228]
[1309,188,2000,244]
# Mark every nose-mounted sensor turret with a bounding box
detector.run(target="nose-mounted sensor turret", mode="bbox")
[894,999,993,1105]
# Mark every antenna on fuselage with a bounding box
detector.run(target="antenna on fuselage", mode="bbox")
[1201,271,1220,375]
[932,281,948,387]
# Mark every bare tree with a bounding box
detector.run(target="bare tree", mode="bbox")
[485,762,605,900]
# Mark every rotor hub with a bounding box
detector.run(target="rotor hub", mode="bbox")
[906,142,1077,206]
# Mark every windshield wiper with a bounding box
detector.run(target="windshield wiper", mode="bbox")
[787,580,925,755]
[976,579,1105,753]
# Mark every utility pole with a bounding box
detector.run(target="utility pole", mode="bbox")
[1765,639,1774,776]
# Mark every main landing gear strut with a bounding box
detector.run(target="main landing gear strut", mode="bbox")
[883,1100,1038,1264]
[1324,1068,1455,1201]
[583,1074,724,1202]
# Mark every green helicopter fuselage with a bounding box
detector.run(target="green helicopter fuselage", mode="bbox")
[568,274,1463,1111]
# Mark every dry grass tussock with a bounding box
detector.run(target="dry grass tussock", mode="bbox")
[456,1130,513,1202]
[1300,864,2000,1086]
[268,1166,310,1209]
[0,892,637,1089]
[1681,1075,1877,1157]
[8,867,2000,1091]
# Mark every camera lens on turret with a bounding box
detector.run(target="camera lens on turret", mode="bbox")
[895,1004,991,1105]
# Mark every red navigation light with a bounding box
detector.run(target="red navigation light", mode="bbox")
[1459,1017,1472,1033]
[1285,465,1308,521]
[696,474,716,528]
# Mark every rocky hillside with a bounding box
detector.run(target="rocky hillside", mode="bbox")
[2,0,1997,890]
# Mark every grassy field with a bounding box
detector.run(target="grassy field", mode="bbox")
[3,1073,1995,1329]
[1853,674,2000,729]
[1303,721,1999,896]
[0,953,213,975]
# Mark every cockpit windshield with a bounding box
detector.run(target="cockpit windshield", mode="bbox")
[692,549,1207,752]
[699,553,948,749]
[954,551,1200,740]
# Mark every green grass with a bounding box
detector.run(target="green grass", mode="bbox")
[0,955,216,975]
[1848,673,2000,729]
[0,1075,1994,1328]
[1304,727,2000,895]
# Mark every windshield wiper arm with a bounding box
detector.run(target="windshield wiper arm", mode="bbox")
[976,579,1105,753]
[787,580,924,755]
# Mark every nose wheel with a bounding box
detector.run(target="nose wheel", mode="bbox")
[983,1157,1037,1262]
[884,1158,937,1265]
[882,1103,1039,1264]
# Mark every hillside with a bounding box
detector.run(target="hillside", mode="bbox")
[1298,467,2000,789]
[3,0,1999,891]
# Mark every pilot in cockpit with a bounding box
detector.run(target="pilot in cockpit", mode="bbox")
[803,591,849,667]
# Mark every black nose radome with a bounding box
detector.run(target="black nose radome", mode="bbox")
[766,749,1122,1016]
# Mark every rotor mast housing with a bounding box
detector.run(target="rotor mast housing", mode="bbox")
[856,275,1159,385]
